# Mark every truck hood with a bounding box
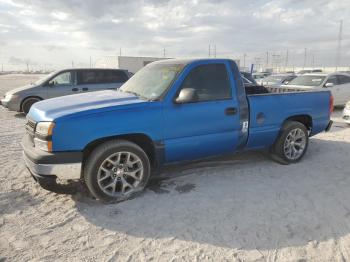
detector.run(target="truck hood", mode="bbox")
[28,90,146,121]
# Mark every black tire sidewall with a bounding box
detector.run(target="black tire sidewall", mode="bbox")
[273,121,309,164]
[84,140,151,202]
[22,98,40,114]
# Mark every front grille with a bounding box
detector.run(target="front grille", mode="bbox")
[25,118,36,137]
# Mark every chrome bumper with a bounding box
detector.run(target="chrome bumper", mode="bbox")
[23,151,82,180]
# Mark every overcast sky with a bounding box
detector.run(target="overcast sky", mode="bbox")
[0,0,349,70]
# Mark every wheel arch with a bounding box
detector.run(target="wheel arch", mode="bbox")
[82,133,159,171]
[283,114,313,131]
[20,96,43,111]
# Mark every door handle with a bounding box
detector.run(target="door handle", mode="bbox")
[225,107,237,115]
[82,87,89,91]
[72,87,79,92]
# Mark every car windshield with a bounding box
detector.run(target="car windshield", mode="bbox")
[33,71,56,85]
[287,75,326,86]
[120,62,184,100]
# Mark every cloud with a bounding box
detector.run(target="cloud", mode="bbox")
[0,0,349,68]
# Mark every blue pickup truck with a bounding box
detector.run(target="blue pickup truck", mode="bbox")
[22,59,333,201]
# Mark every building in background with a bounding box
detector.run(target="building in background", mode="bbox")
[95,56,170,73]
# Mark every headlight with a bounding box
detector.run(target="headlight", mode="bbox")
[3,93,13,101]
[346,102,350,110]
[35,122,55,137]
[34,122,55,152]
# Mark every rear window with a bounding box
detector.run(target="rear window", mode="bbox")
[77,70,128,85]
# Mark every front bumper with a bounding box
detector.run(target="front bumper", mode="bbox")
[23,152,82,180]
[1,96,21,111]
[22,134,82,180]
[343,107,350,124]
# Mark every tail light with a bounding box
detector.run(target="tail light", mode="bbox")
[329,95,334,114]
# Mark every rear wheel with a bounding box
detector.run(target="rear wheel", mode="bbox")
[21,97,41,114]
[271,121,309,164]
[84,140,150,202]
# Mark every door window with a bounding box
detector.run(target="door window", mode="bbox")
[337,75,350,85]
[179,64,231,102]
[105,70,128,83]
[77,70,128,85]
[49,72,72,86]
[325,76,338,86]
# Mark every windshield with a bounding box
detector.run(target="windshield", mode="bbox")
[287,75,326,86]
[34,71,56,85]
[120,62,184,100]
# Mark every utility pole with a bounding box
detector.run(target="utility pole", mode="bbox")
[72,61,74,68]
[119,47,122,56]
[243,53,247,69]
[208,44,211,57]
[303,48,307,69]
[336,19,343,70]
[163,48,166,58]
[285,49,289,69]
[266,51,269,68]
[214,44,216,58]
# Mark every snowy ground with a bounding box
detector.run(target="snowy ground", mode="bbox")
[1,74,350,261]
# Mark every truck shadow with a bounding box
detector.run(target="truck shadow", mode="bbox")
[73,138,350,251]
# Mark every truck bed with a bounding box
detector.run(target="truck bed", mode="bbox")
[245,89,331,149]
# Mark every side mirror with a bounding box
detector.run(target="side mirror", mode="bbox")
[47,81,54,87]
[324,82,334,88]
[175,88,197,103]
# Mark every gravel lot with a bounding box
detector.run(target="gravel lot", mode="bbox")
[1,74,350,261]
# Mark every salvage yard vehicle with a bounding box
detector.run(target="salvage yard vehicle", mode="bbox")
[343,101,350,125]
[1,68,130,114]
[258,74,296,87]
[22,58,333,202]
[281,73,350,106]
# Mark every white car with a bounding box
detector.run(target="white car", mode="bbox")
[281,73,350,106]
[343,101,350,124]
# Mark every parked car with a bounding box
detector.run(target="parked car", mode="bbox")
[253,73,267,80]
[241,71,269,95]
[296,69,322,75]
[22,58,333,202]
[1,68,130,114]
[258,74,297,87]
[343,101,350,124]
[281,73,350,106]
[240,71,258,85]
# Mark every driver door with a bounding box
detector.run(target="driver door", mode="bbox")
[163,62,241,162]
[46,71,77,99]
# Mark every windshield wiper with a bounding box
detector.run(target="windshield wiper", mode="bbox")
[121,90,150,101]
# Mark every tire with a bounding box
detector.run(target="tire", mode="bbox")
[84,139,151,202]
[21,97,41,114]
[270,121,309,165]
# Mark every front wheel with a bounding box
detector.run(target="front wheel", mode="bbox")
[271,121,309,164]
[84,140,151,202]
[21,97,41,114]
